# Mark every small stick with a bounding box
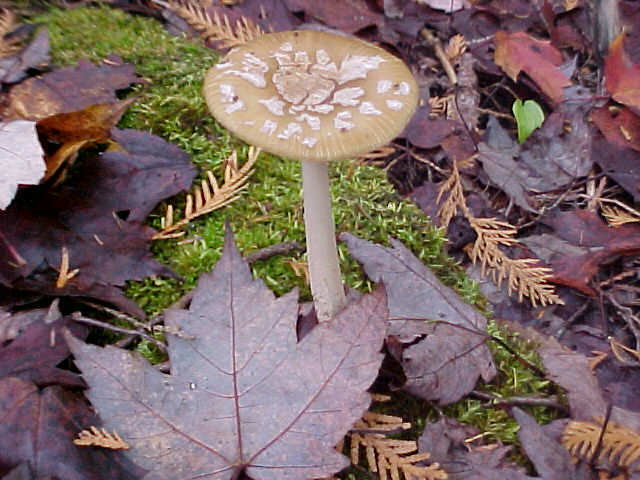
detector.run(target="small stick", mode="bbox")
[471,390,568,413]
[71,312,167,353]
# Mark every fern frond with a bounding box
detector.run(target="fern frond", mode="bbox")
[563,418,640,471]
[153,147,259,240]
[74,426,130,450]
[438,162,563,306]
[348,408,447,480]
[601,205,640,227]
[161,0,264,48]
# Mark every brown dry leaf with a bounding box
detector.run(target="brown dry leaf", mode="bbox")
[341,233,496,405]
[494,30,573,104]
[540,209,640,296]
[604,34,640,113]
[66,228,388,480]
[35,99,135,183]
[0,119,45,209]
[591,105,640,152]
[3,57,140,121]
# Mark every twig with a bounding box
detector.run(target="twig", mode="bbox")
[420,28,457,85]
[71,312,167,353]
[470,390,569,413]
[244,241,304,263]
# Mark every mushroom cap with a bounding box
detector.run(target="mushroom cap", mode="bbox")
[203,30,419,161]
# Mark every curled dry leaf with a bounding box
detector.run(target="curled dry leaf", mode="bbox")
[66,228,388,480]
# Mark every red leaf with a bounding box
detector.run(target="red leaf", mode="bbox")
[66,228,388,480]
[591,104,640,152]
[605,34,640,112]
[542,209,640,295]
[494,30,573,104]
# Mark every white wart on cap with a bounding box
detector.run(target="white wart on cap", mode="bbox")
[203,30,419,161]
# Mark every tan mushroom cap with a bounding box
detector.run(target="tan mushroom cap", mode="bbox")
[203,30,419,161]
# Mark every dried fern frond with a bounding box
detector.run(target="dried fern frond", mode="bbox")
[347,408,447,480]
[468,217,562,306]
[154,147,259,240]
[601,205,640,227]
[74,426,130,450]
[159,0,264,48]
[438,163,563,307]
[563,418,640,472]
[0,8,20,57]
[444,34,466,63]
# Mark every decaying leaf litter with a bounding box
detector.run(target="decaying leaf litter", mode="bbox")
[1,0,640,479]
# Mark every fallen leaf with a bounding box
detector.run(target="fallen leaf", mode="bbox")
[540,209,640,295]
[0,302,60,343]
[476,117,537,212]
[0,119,45,209]
[282,0,384,33]
[0,313,86,388]
[66,228,388,480]
[605,33,640,113]
[591,104,640,152]
[418,416,535,480]
[513,408,591,480]
[0,128,197,317]
[593,136,640,201]
[3,57,141,121]
[36,99,136,183]
[0,27,50,85]
[0,377,144,480]
[494,30,573,104]
[341,233,496,405]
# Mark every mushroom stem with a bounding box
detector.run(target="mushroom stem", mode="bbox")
[301,160,346,322]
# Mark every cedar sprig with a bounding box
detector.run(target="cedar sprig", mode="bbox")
[345,395,447,480]
[601,204,640,227]
[438,162,563,306]
[563,417,640,474]
[154,0,264,48]
[153,147,259,240]
[74,426,130,450]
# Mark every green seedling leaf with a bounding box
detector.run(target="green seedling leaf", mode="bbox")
[512,99,545,143]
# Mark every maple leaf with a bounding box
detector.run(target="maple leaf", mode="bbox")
[66,229,388,480]
[494,30,573,104]
[341,233,496,405]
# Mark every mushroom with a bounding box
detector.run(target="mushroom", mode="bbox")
[203,30,418,322]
